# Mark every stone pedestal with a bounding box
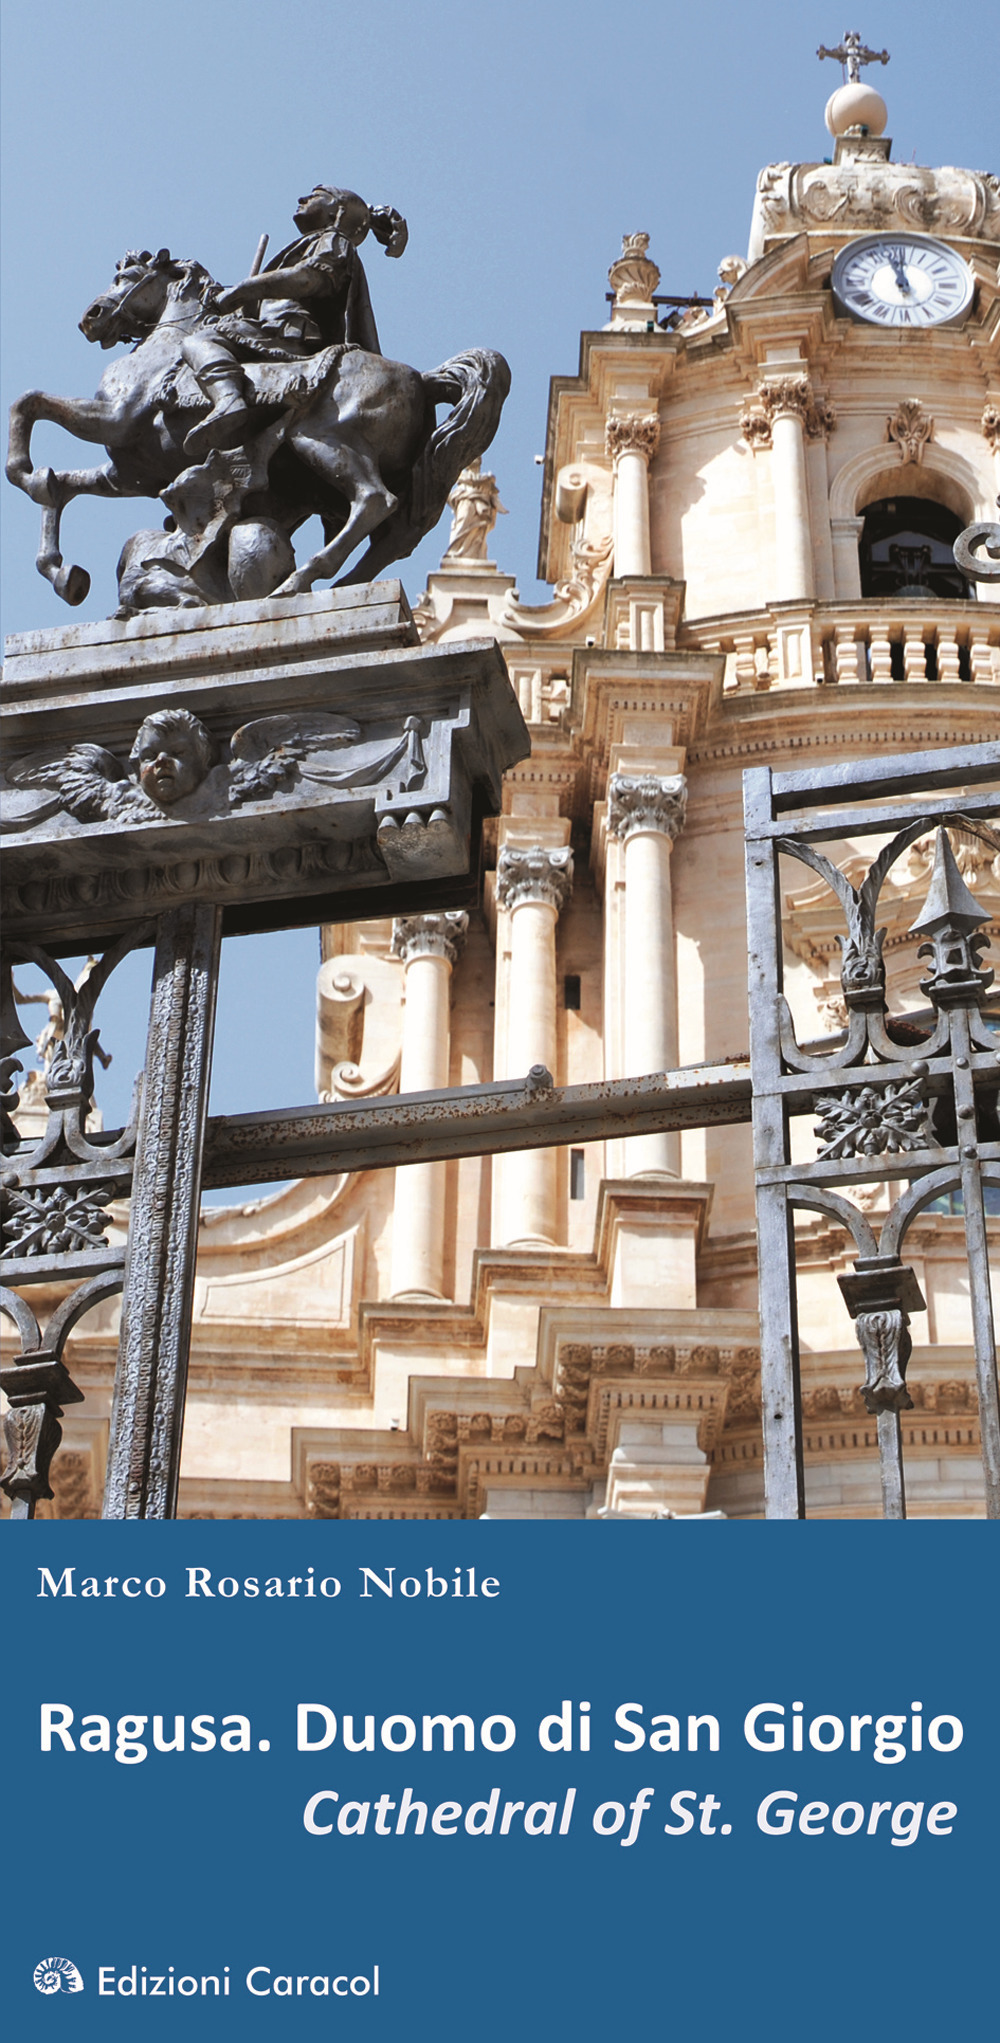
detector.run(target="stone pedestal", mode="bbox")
[1,582,529,950]
[604,1420,713,1516]
[413,561,521,646]
[1,582,530,1522]
[596,1179,712,1310]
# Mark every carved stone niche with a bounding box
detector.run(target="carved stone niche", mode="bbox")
[0,585,529,950]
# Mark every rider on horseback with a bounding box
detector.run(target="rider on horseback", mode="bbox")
[182,186,408,463]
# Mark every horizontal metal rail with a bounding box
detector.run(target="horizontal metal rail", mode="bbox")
[200,1061,753,1189]
[769,742,1000,807]
[761,789,1000,844]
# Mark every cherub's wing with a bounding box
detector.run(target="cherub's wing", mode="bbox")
[229,714,361,764]
[1,743,126,829]
[10,742,125,791]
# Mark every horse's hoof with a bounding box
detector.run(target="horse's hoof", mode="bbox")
[54,564,91,606]
[271,575,308,599]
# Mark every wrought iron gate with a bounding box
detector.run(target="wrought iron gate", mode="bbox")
[3,744,998,1520]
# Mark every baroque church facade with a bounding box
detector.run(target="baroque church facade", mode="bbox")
[19,70,1000,1521]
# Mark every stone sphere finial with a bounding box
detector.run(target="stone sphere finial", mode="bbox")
[824,80,888,138]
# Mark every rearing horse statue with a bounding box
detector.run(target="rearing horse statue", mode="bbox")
[6,247,510,613]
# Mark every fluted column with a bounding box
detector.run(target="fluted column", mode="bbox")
[766,377,815,602]
[388,912,468,1299]
[606,413,660,577]
[608,773,687,1175]
[493,845,573,1246]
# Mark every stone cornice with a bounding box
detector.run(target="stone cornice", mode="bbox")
[390,911,469,966]
[495,843,574,915]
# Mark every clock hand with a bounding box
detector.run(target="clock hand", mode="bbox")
[889,250,911,294]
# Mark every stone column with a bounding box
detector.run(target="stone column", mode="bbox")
[766,377,815,603]
[830,516,864,600]
[608,772,687,1175]
[388,912,468,1299]
[606,414,661,578]
[494,845,573,1246]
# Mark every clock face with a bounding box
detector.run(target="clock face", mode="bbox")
[832,234,975,328]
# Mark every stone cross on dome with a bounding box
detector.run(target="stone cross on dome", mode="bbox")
[816,30,890,83]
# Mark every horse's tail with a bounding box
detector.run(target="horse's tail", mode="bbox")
[339,347,511,585]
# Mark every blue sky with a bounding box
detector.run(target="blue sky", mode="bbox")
[2,0,994,1192]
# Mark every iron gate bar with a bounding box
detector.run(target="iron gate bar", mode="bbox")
[755,791,1000,844]
[200,1061,754,1190]
[104,902,221,1521]
[767,743,1000,807]
[756,1148,1000,1187]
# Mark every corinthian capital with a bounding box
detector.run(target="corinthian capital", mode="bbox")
[605,413,661,467]
[391,911,469,966]
[740,376,832,452]
[607,772,687,842]
[496,844,574,915]
[761,375,812,423]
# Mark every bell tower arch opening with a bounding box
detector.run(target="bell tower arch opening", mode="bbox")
[858,495,972,601]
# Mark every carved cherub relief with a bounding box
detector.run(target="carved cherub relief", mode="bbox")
[1,706,427,834]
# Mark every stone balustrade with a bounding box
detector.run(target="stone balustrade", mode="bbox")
[680,600,1000,692]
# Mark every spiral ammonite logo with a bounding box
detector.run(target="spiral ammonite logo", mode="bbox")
[33,1957,84,1994]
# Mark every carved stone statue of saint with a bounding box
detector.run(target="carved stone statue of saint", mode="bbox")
[442,458,508,563]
